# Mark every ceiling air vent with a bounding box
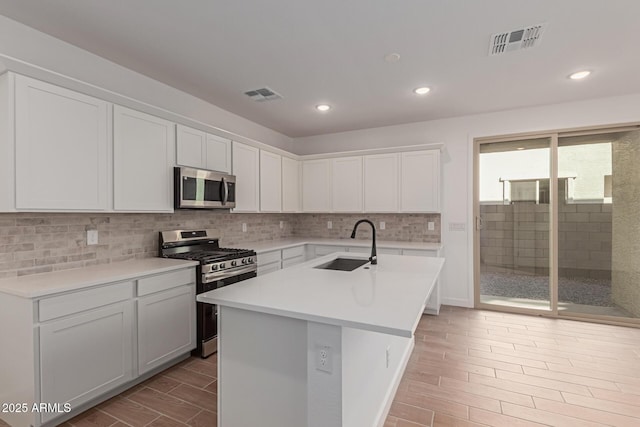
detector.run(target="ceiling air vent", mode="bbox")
[244,87,283,102]
[489,23,546,55]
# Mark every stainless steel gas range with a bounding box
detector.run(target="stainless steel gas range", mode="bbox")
[159,229,257,358]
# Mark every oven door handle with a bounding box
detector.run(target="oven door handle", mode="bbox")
[221,177,228,205]
[203,265,257,283]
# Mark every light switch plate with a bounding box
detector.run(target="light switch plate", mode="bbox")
[380,221,386,230]
[427,222,435,231]
[327,221,332,229]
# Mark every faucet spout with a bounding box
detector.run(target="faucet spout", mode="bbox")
[350,219,377,265]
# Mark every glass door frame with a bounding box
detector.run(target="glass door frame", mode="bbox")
[473,132,558,318]
[473,124,640,326]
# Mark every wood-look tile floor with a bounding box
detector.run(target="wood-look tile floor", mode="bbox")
[2,306,639,427]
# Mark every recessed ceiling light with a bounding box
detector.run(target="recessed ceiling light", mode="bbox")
[569,70,591,80]
[316,104,331,112]
[414,87,431,95]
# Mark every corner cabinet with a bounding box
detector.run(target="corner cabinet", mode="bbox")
[282,156,301,212]
[176,124,232,173]
[14,75,109,210]
[113,105,175,212]
[232,142,260,212]
[259,150,282,212]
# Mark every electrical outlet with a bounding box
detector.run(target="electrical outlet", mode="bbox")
[86,230,98,246]
[315,344,333,373]
[242,223,247,232]
[327,221,332,229]
[279,221,284,229]
[380,221,386,230]
[427,222,435,231]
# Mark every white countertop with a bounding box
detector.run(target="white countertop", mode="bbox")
[233,237,442,253]
[197,252,444,337]
[0,258,198,298]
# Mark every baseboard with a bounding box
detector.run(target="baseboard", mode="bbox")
[441,297,473,308]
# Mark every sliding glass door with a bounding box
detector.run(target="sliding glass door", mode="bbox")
[475,127,640,324]
[476,137,553,312]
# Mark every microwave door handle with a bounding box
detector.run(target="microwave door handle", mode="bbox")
[221,177,228,205]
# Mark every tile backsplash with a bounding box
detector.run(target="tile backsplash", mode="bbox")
[0,211,440,279]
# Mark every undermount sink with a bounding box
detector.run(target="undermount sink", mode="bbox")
[314,257,370,272]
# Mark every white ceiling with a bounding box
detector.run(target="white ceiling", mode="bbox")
[1,0,640,138]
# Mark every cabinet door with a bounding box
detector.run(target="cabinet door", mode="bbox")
[401,150,440,212]
[113,105,175,211]
[176,124,206,169]
[206,134,232,173]
[14,75,108,210]
[302,159,332,212]
[232,142,260,212]
[332,156,363,212]
[138,285,196,375]
[281,156,300,212]
[260,150,282,212]
[364,153,399,212]
[39,301,134,423]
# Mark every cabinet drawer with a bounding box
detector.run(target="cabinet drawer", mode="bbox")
[282,255,305,268]
[314,245,344,257]
[258,250,282,266]
[39,281,133,322]
[402,249,438,257]
[137,268,195,297]
[282,245,305,260]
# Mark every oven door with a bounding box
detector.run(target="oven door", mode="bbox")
[175,167,236,209]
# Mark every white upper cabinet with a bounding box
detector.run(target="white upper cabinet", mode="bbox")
[113,105,175,212]
[232,142,260,212]
[302,159,332,212]
[206,133,232,173]
[176,125,232,173]
[14,75,109,210]
[259,150,282,212]
[332,156,363,212]
[364,153,399,212]
[400,150,440,212]
[176,125,206,169]
[281,156,300,212]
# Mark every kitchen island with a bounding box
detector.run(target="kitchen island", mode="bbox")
[197,251,444,427]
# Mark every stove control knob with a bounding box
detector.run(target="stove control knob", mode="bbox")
[219,263,226,270]
[248,257,254,264]
[231,260,237,267]
[211,265,218,271]
[241,258,247,264]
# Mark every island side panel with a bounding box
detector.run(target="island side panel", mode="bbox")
[307,322,342,427]
[0,293,38,427]
[342,327,414,427]
[218,306,308,427]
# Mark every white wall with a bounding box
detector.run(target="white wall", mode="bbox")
[0,15,293,152]
[293,94,640,307]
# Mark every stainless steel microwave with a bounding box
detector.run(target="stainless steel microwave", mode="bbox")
[174,167,236,209]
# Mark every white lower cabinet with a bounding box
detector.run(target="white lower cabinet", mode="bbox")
[39,301,134,424]
[0,265,196,427]
[137,284,196,375]
[257,249,282,275]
